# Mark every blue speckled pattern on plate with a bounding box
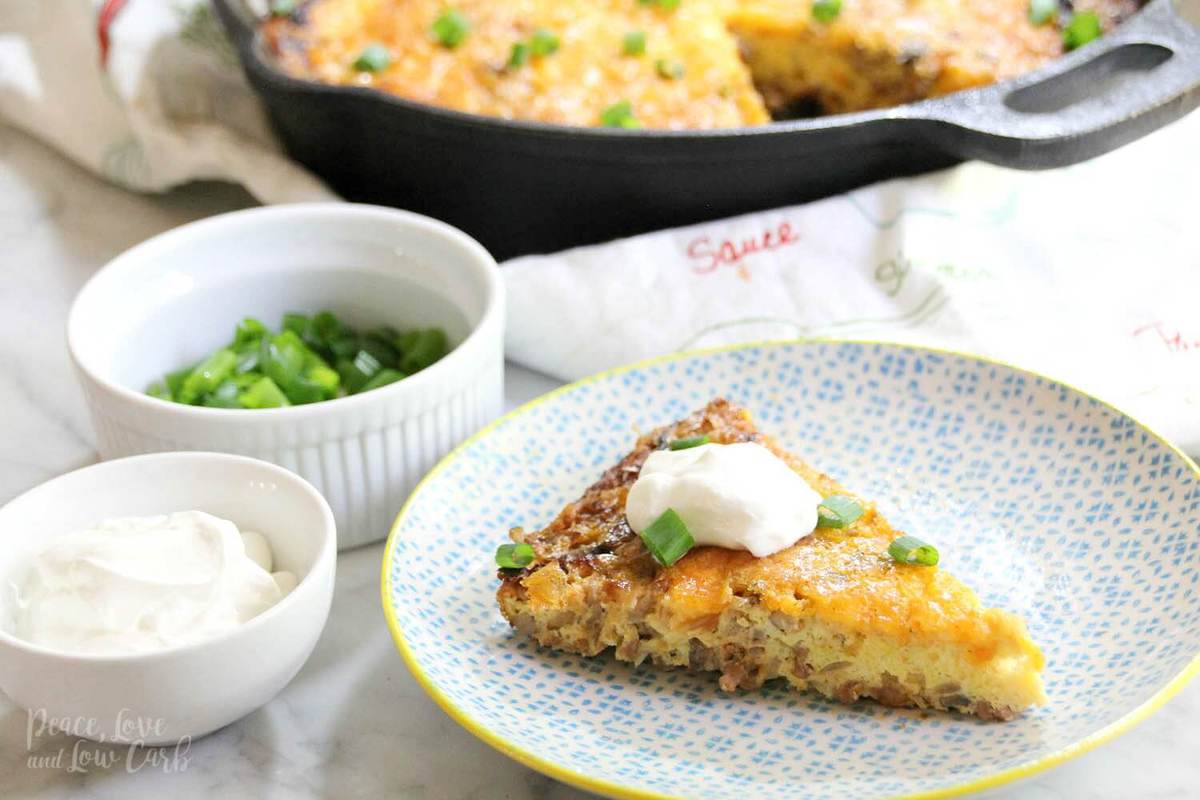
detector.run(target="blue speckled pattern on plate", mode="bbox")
[382,341,1200,800]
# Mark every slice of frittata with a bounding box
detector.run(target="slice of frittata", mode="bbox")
[497,398,1045,719]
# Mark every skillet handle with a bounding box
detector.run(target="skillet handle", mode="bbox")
[908,0,1200,168]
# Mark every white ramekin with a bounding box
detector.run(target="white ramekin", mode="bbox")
[0,452,336,745]
[67,203,504,549]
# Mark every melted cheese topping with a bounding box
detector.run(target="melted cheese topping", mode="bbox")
[661,529,1039,666]
[266,0,769,128]
[264,0,1136,126]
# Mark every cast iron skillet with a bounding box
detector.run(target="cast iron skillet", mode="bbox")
[215,0,1200,258]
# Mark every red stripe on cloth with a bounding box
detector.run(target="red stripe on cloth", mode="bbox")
[97,0,131,68]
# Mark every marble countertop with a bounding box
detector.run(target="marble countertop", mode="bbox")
[0,122,1197,800]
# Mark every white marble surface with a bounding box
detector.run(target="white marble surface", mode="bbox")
[0,122,1197,799]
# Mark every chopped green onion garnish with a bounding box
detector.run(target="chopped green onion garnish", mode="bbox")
[668,434,710,450]
[353,44,391,72]
[312,311,344,343]
[354,348,382,376]
[305,361,341,395]
[260,330,307,395]
[236,317,268,344]
[495,542,535,569]
[232,372,261,390]
[287,375,326,404]
[145,312,448,408]
[238,376,290,409]
[372,324,402,341]
[816,495,864,529]
[361,368,406,392]
[811,0,842,23]
[164,364,193,397]
[146,381,172,402]
[639,0,681,9]
[1063,11,1101,50]
[530,28,560,56]
[204,379,241,408]
[398,328,448,374]
[360,335,400,367]
[178,349,236,405]
[338,349,382,393]
[622,31,646,56]
[640,508,695,567]
[600,100,641,128]
[282,312,309,337]
[268,0,296,17]
[508,41,531,68]
[510,30,558,68]
[1027,0,1057,25]
[888,535,940,566]
[328,335,360,360]
[655,58,684,80]
[235,343,260,374]
[432,9,470,48]
[394,329,421,354]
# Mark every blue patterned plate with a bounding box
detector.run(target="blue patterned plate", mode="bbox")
[382,341,1200,800]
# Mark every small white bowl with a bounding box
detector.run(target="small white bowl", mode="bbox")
[67,203,504,549]
[0,452,336,745]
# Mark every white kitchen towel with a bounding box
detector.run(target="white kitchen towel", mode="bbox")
[504,112,1200,454]
[2,1,1197,453]
[0,0,331,201]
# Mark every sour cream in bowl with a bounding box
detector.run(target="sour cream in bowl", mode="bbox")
[0,452,335,745]
[12,511,297,656]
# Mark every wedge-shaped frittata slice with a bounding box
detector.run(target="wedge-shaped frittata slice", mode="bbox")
[497,398,1045,719]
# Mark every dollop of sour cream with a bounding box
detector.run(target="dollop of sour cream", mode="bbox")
[626,442,823,558]
[10,511,296,655]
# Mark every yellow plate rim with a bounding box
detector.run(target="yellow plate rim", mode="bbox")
[380,337,1200,800]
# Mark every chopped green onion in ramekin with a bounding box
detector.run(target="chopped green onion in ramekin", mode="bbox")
[145,311,447,409]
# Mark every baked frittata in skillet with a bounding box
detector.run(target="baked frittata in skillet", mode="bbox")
[263,0,1139,127]
[496,399,1045,719]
